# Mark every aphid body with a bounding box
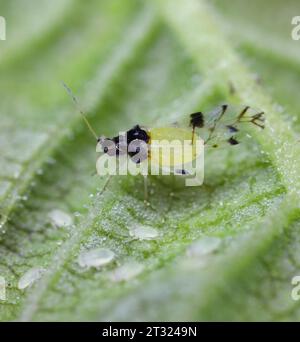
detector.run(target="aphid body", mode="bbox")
[63,82,265,200]
[96,125,204,178]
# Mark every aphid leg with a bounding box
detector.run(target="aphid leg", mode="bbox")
[191,125,195,145]
[143,175,148,203]
[98,175,112,196]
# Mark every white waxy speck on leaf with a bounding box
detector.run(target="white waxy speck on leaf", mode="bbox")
[129,225,159,240]
[48,209,73,228]
[18,267,45,290]
[78,248,115,269]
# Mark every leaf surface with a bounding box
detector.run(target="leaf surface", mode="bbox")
[0,0,299,321]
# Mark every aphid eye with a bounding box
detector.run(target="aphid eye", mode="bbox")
[99,138,117,156]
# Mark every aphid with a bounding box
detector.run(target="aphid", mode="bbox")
[63,83,265,201]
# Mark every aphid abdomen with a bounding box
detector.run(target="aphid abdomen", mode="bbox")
[149,127,204,179]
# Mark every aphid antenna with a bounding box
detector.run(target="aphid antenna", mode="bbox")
[62,81,99,140]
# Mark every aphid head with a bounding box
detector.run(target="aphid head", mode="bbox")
[97,125,150,161]
[62,83,149,165]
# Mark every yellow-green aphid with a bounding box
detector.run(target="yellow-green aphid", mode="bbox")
[63,83,265,201]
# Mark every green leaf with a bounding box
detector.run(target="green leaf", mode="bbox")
[0,0,299,321]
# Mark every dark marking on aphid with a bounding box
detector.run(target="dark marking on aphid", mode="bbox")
[133,158,141,164]
[190,112,204,128]
[99,125,150,159]
[221,104,228,113]
[190,112,204,144]
[127,130,149,164]
[250,112,265,129]
[237,105,250,120]
[226,125,238,133]
[228,137,239,145]
[126,125,149,144]
[175,169,188,175]
[235,107,265,129]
